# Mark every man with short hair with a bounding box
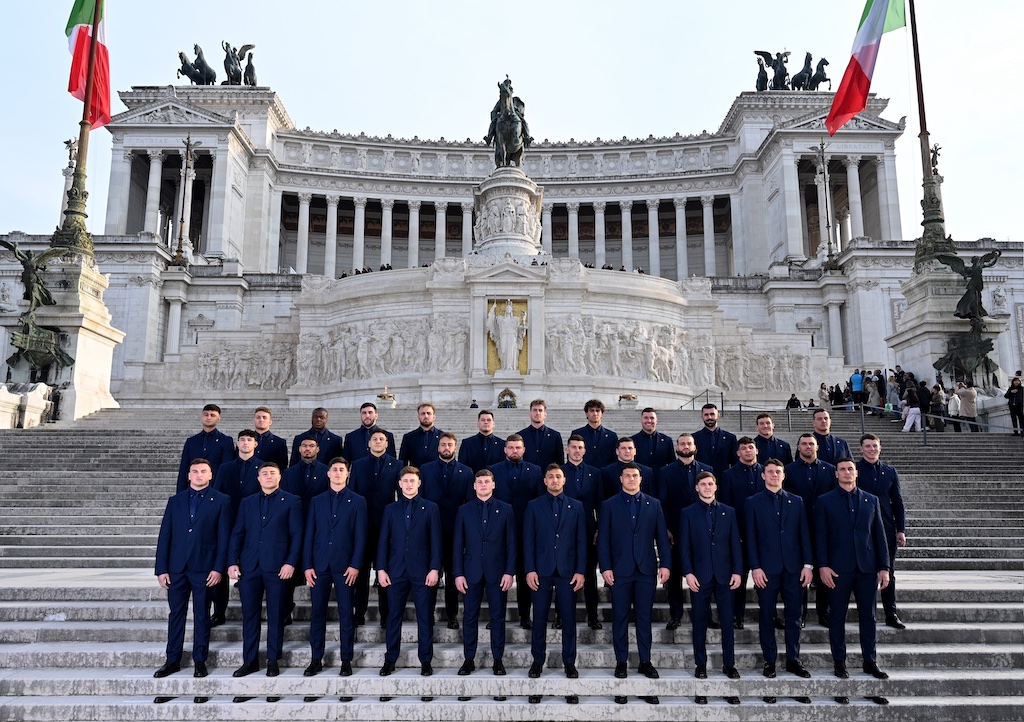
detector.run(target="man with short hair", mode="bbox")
[719,436,765,630]
[631,407,675,471]
[601,437,654,499]
[754,412,793,465]
[252,407,288,470]
[153,459,231,700]
[598,463,671,706]
[343,402,397,462]
[458,409,505,473]
[561,435,603,629]
[571,399,618,469]
[815,458,891,699]
[692,403,739,477]
[177,404,235,492]
[489,434,543,629]
[856,433,908,630]
[850,369,865,408]
[523,464,586,705]
[282,438,330,625]
[453,469,516,681]
[518,399,564,469]
[291,408,343,466]
[399,402,445,467]
[811,409,851,466]
[420,432,475,628]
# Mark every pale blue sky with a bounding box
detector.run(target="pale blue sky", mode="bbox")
[2,1,1018,243]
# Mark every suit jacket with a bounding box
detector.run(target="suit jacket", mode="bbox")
[452,497,517,584]
[783,458,836,529]
[571,424,619,469]
[855,459,906,538]
[176,429,235,492]
[253,431,289,471]
[656,459,711,530]
[518,424,565,469]
[814,487,890,575]
[678,501,742,585]
[560,461,602,540]
[719,462,765,540]
[350,452,401,532]
[420,459,475,534]
[155,487,231,576]
[213,456,263,519]
[813,432,851,467]
[744,489,812,575]
[522,493,587,578]
[290,428,343,467]
[489,459,544,535]
[398,426,445,468]
[457,433,506,474]
[597,491,671,577]
[754,435,793,465]
[631,430,676,470]
[282,460,330,522]
[228,489,303,573]
[376,495,443,580]
[601,460,655,499]
[302,487,368,574]
[691,427,739,477]
[342,425,397,462]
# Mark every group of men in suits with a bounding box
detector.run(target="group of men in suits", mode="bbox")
[157,400,907,706]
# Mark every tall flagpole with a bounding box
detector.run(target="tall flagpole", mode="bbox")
[51,0,104,260]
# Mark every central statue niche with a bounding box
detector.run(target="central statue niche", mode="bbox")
[486,299,528,375]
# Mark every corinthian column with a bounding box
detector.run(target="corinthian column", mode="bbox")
[324,194,339,278]
[435,202,447,259]
[646,199,661,276]
[407,200,421,268]
[844,155,865,238]
[620,200,633,271]
[380,198,394,267]
[296,192,312,274]
[353,196,367,270]
[593,201,606,268]
[701,195,716,276]
[567,202,580,258]
[144,151,165,235]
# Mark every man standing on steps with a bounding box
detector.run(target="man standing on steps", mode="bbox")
[561,434,604,630]
[753,412,793,465]
[856,433,908,630]
[176,404,235,492]
[811,409,851,467]
[252,406,288,471]
[518,398,565,469]
[343,402,396,462]
[291,408,343,466]
[458,409,505,473]
[692,403,739,477]
[719,436,764,631]
[282,437,330,625]
[153,459,231,705]
[572,399,619,469]
[600,436,655,498]
[631,407,675,472]
[399,402,445,468]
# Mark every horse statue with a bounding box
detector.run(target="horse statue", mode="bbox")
[192,44,217,85]
[807,58,830,90]
[177,51,203,84]
[484,76,532,167]
[754,50,791,90]
[790,52,813,91]
[243,52,257,86]
[755,57,768,91]
[221,41,254,85]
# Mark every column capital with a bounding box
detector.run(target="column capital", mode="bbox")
[354,196,368,209]
[380,198,395,211]
[325,194,341,206]
[147,150,165,162]
[700,195,715,207]
[298,192,313,205]
[434,201,447,213]
[460,200,474,213]
[593,201,607,213]
[566,202,580,213]
[646,198,660,211]
[872,155,886,168]
[843,155,862,168]
[123,150,135,163]
[407,199,422,212]
[673,196,687,209]
[541,202,553,214]
[620,200,633,212]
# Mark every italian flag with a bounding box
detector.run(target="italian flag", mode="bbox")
[66,0,110,129]
[826,0,905,135]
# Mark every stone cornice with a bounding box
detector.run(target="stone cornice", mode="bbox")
[119,86,294,130]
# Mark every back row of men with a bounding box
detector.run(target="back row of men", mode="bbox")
[161,399,906,705]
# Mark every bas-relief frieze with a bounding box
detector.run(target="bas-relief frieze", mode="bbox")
[715,343,809,393]
[195,339,295,391]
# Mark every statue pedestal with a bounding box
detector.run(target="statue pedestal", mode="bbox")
[471,166,546,262]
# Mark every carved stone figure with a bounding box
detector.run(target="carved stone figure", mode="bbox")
[191,45,217,86]
[936,251,1002,322]
[220,42,254,86]
[754,50,790,90]
[0,241,66,317]
[487,300,527,372]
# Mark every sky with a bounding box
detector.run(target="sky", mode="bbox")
[1,1,1019,244]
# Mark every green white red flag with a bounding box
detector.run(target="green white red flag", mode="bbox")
[66,0,110,129]
[826,0,905,135]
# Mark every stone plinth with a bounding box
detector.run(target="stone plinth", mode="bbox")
[471,166,544,261]
[0,385,20,428]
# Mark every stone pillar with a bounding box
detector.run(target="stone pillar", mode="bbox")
[701,195,716,276]
[165,299,183,356]
[782,152,805,260]
[874,156,893,240]
[621,200,633,271]
[205,150,228,258]
[104,149,132,234]
[541,203,553,255]
[674,197,688,279]
[60,165,75,223]
[729,195,744,276]
[380,198,394,267]
[353,196,367,270]
[567,202,580,258]
[826,302,844,358]
[267,189,282,272]
[844,155,865,238]
[434,202,447,260]
[143,151,164,235]
[324,194,339,278]
[296,192,312,274]
[179,162,197,252]
[461,201,473,257]
[814,173,829,254]
[407,200,421,268]
[593,201,607,268]
[837,209,850,249]
[646,199,661,276]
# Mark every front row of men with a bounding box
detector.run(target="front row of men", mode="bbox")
[156,447,893,706]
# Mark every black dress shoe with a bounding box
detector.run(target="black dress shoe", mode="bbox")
[529,695,542,704]
[552,617,562,630]
[818,614,830,627]
[723,665,740,679]
[267,696,281,703]
[266,660,280,677]
[209,614,226,627]
[734,619,745,629]
[233,696,254,703]
[339,695,353,703]
[494,695,507,701]
[638,661,659,679]
[379,660,396,676]
[421,696,433,702]
[614,695,627,704]
[786,660,812,678]
[458,696,472,702]
[708,618,721,629]
[283,614,293,626]
[458,659,475,675]
[233,661,258,677]
[869,696,890,705]
[642,696,660,705]
[885,614,906,630]
[666,618,680,631]
[493,660,506,675]
[725,696,740,704]
[153,661,180,678]
[380,696,392,702]
[303,696,320,702]
[762,662,776,678]
[193,661,207,678]
[193,696,208,704]
[421,662,433,676]
[589,619,603,630]
[303,659,323,676]
[528,662,543,678]
[835,696,850,704]
[694,665,707,679]
[566,694,579,704]
[794,696,811,704]
[447,618,460,630]
[565,664,578,678]
[339,660,352,676]
[614,661,627,678]
[520,619,533,630]
[154,696,174,704]
[695,696,708,705]
[863,661,889,679]
[773,616,785,630]
[764,696,777,704]
[354,615,366,627]
[834,661,849,678]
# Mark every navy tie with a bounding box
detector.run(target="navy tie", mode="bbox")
[405,500,413,530]
[481,500,489,529]
[260,492,270,520]
[189,490,200,520]
[331,491,340,518]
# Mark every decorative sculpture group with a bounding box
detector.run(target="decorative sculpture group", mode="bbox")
[484,76,533,167]
[176,42,256,86]
[754,50,830,92]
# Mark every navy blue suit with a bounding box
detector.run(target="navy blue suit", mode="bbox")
[290,428,343,467]
[227,488,303,665]
[210,455,263,618]
[656,458,711,621]
[457,433,505,474]
[377,495,443,664]
[303,486,367,663]
[744,489,812,664]
[155,486,231,666]
[420,458,475,620]
[561,461,603,623]
[452,497,517,663]
[815,487,890,664]
[176,429,235,492]
[598,491,671,664]
[631,430,675,471]
[282,461,330,521]
[601,459,655,499]
[350,452,400,623]
[720,461,765,625]
[342,425,397,462]
[813,432,851,467]
[571,424,619,469]
[678,501,742,667]
[253,431,288,471]
[754,435,793,465]
[784,457,836,622]
[398,426,445,468]
[518,424,565,469]
[857,459,906,619]
[692,426,739,477]
[489,459,544,623]
[523,492,587,666]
